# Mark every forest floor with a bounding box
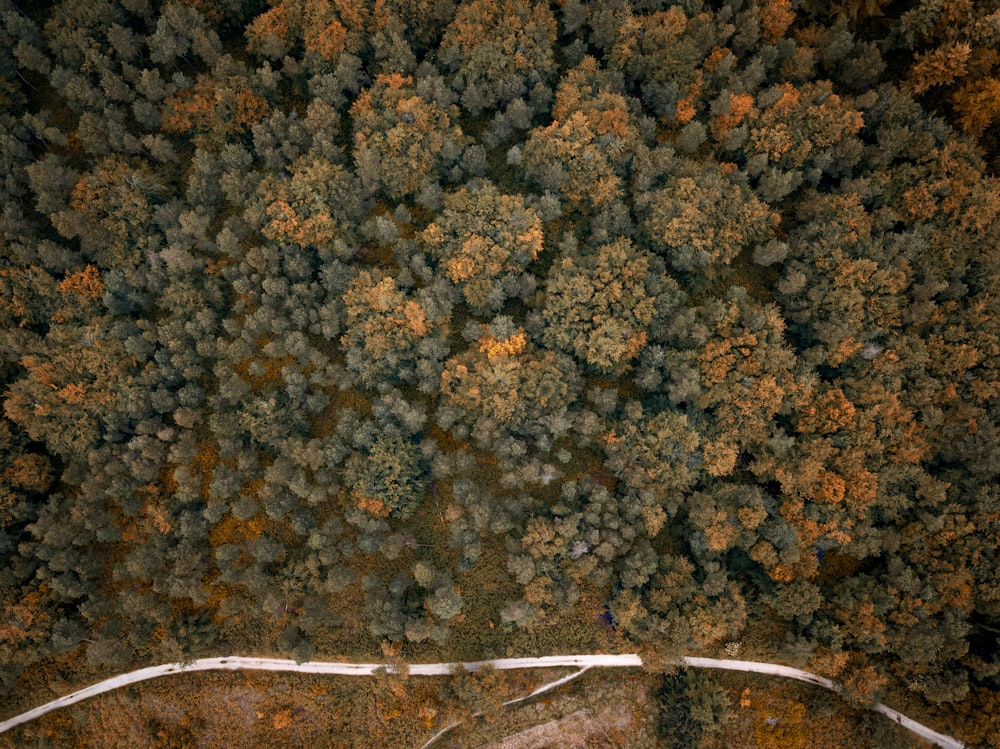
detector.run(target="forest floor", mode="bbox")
[0,668,657,749]
[0,656,958,749]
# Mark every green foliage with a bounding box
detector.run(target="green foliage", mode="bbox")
[657,671,703,748]
[603,405,701,498]
[343,426,428,519]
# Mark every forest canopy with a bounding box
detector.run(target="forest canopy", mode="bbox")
[1,0,1000,744]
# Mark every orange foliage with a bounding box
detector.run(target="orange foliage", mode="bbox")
[674,71,702,124]
[56,383,87,405]
[796,387,856,435]
[712,91,755,140]
[953,77,1000,137]
[119,485,172,545]
[355,491,392,518]
[160,461,180,496]
[247,3,289,42]
[264,198,338,247]
[3,453,52,493]
[903,182,938,221]
[163,78,269,137]
[445,253,476,283]
[189,442,220,499]
[813,469,846,504]
[842,466,877,512]
[908,42,973,94]
[306,20,347,59]
[209,512,267,547]
[857,382,928,464]
[840,660,886,705]
[934,567,974,609]
[768,563,795,583]
[702,439,739,477]
[0,586,51,645]
[57,265,105,300]
[478,329,527,360]
[703,46,730,76]
[704,509,741,552]
[752,693,809,749]
[760,0,795,42]
[235,346,298,389]
[844,603,887,648]
[927,686,1000,749]
[808,648,850,680]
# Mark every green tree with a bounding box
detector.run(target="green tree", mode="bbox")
[602,403,702,500]
[343,425,428,519]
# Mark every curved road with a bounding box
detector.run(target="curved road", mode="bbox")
[0,654,964,748]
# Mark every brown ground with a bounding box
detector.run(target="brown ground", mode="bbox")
[1,668,659,749]
[477,709,614,748]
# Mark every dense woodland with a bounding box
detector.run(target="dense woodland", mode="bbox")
[2,0,1000,744]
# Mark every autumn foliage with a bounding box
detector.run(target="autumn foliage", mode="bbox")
[1,0,999,746]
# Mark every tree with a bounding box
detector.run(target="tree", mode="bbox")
[440,0,557,115]
[350,72,466,201]
[548,56,643,175]
[440,320,579,438]
[59,155,162,265]
[340,270,449,389]
[257,155,364,253]
[686,290,798,463]
[245,0,369,66]
[740,81,866,189]
[4,317,137,458]
[644,159,779,277]
[521,110,624,212]
[420,179,543,316]
[343,424,428,519]
[162,73,270,148]
[372,0,457,55]
[148,2,223,67]
[602,404,702,500]
[602,6,705,121]
[540,237,680,375]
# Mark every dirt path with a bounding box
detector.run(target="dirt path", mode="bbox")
[0,654,964,748]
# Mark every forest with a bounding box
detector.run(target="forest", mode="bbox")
[1,0,999,745]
